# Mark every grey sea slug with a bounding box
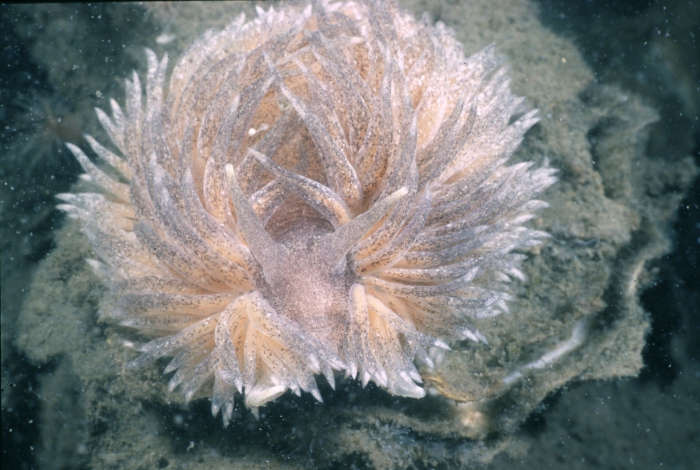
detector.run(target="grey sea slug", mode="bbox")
[57,0,557,426]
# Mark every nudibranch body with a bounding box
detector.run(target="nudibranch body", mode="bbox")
[58,0,556,425]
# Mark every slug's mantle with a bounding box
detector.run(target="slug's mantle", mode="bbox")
[57,0,556,426]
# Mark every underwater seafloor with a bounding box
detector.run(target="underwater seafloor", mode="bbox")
[1,1,698,469]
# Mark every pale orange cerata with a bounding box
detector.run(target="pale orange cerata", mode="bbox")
[58,0,556,426]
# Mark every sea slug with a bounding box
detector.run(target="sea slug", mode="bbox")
[57,0,556,426]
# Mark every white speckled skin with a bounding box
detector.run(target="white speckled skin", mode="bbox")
[57,0,556,426]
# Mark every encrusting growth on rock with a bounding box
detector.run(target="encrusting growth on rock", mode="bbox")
[57,0,556,426]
